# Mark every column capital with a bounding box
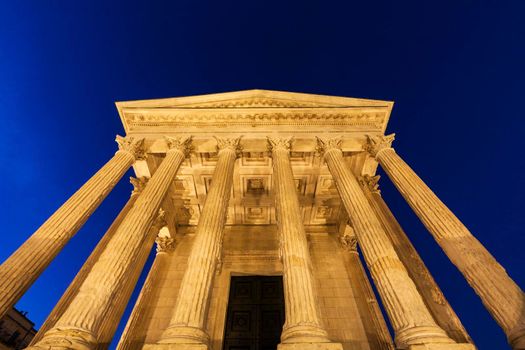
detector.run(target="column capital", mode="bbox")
[364,134,395,158]
[214,136,243,156]
[155,236,175,254]
[315,136,342,156]
[165,136,193,157]
[115,135,145,160]
[359,174,381,195]
[266,136,293,152]
[150,209,167,234]
[130,176,149,196]
[340,225,358,252]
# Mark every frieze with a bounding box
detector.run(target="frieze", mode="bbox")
[123,111,386,131]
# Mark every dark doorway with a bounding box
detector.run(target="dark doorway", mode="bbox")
[222,276,285,350]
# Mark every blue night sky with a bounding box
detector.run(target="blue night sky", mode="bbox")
[1,1,524,349]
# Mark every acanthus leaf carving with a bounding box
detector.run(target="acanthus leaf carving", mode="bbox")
[130,176,149,196]
[214,136,243,156]
[340,224,358,252]
[359,174,381,195]
[155,236,175,254]
[266,136,294,152]
[165,136,194,157]
[315,136,342,156]
[364,134,395,158]
[115,135,145,160]
[150,208,167,233]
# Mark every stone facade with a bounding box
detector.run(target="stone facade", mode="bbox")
[0,308,37,350]
[1,90,523,349]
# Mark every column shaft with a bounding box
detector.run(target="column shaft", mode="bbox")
[369,135,525,348]
[268,137,339,348]
[117,236,175,350]
[30,177,147,347]
[339,227,394,350]
[360,175,472,344]
[0,136,143,318]
[317,138,455,348]
[96,207,163,350]
[29,136,190,350]
[159,137,240,346]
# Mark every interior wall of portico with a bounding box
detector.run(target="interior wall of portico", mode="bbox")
[121,223,390,350]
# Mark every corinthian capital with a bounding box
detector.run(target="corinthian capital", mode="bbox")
[315,136,342,156]
[115,135,145,160]
[340,225,358,252]
[156,236,175,254]
[266,136,293,152]
[359,174,381,195]
[130,176,149,196]
[364,134,395,158]
[150,209,167,233]
[165,136,193,157]
[214,136,243,156]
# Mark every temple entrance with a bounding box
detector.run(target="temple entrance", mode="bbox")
[222,276,285,350]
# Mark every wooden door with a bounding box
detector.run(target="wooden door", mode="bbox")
[223,276,285,350]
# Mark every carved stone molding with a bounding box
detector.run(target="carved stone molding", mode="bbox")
[340,225,358,252]
[359,175,381,195]
[130,176,149,196]
[266,136,293,152]
[169,97,343,108]
[364,134,395,158]
[37,326,96,349]
[124,111,386,132]
[150,209,167,234]
[214,136,243,156]
[315,136,342,156]
[155,236,175,254]
[115,135,145,160]
[165,136,194,157]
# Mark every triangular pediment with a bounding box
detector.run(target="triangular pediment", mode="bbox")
[116,89,393,135]
[116,89,392,109]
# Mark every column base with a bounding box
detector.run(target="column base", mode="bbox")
[278,342,343,350]
[395,325,455,347]
[158,326,209,345]
[26,327,97,350]
[280,324,331,344]
[508,325,525,350]
[408,344,476,350]
[143,344,208,350]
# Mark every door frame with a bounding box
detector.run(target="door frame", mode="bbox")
[208,253,282,350]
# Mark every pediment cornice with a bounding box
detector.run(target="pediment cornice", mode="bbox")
[116,89,393,134]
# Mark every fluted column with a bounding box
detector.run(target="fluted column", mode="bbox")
[0,135,144,319]
[97,208,168,350]
[366,134,525,349]
[158,137,241,348]
[117,230,176,350]
[268,137,342,350]
[339,225,394,350]
[316,137,464,350]
[359,174,472,344]
[30,176,149,347]
[28,136,192,350]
